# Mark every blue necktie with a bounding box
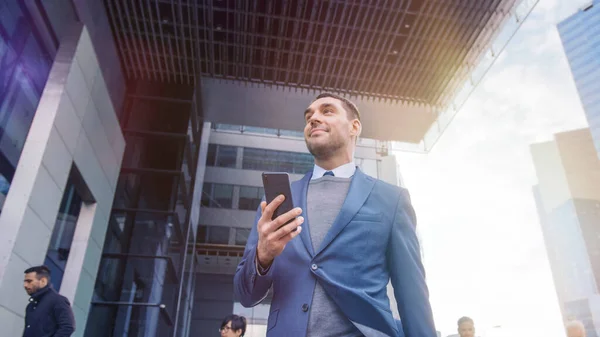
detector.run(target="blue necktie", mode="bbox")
[323,171,334,177]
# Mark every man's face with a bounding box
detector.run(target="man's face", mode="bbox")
[458,322,475,337]
[303,97,360,160]
[567,326,586,337]
[23,272,46,295]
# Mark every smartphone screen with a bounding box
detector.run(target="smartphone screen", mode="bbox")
[262,172,296,229]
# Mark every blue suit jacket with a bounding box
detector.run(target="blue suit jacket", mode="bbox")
[234,168,436,337]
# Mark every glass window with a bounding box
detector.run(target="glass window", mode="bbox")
[201,183,234,208]
[213,184,234,208]
[206,143,217,166]
[215,145,237,168]
[239,186,264,211]
[206,144,237,168]
[0,5,53,213]
[201,183,212,207]
[213,123,242,132]
[197,225,208,243]
[242,147,313,174]
[279,129,304,138]
[243,126,279,136]
[235,228,251,246]
[207,226,230,244]
[242,148,266,171]
[291,152,314,174]
[44,177,83,291]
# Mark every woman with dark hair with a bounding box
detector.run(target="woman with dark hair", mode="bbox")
[219,314,247,337]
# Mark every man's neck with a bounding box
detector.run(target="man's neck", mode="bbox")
[314,150,354,171]
[314,158,353,171]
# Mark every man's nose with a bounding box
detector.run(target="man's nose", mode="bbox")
[309,117,322,128]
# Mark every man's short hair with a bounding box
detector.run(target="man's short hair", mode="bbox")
[457,316,474,326]
[314,92,361,121]
[221,314,247,335]
[24,265,51,280]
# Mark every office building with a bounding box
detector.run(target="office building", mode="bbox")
[0,1,533,336]
[558,1,600,158]
[531,128,600,337]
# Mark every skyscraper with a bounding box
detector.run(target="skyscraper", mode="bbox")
[558,1,600,158]
[531,128,600,337]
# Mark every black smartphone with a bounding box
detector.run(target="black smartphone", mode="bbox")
[262,172,296,229]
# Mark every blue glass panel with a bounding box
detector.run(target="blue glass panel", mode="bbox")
[0,1,52,213]
[44,177,82,291]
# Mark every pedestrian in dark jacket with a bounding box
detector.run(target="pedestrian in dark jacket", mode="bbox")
[22,265,75,337]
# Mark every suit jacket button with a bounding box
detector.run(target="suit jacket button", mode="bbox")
[302,303,309,312]
[311,263,318,271]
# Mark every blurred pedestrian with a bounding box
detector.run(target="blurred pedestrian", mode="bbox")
[457,316,475,337]
[219,314,246,337]
[566,320,586,337]
[22,265,75,337]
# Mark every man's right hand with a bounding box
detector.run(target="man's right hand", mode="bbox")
[256,195,304,268]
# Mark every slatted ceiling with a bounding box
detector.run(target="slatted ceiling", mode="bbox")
[105,0,516,106]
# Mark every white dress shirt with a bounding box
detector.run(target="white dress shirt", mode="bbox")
[311,161,356,179]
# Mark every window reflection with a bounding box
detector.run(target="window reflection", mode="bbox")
[202,183,234,208]
[0,2,52,213]
[44,176,83,291]
[239,186,264,211]
[242,147,314,174]
[235,228,251,246]
[206,144,237,168]
[198,225,230,245]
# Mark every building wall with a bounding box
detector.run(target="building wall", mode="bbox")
[71,0,127,116]
[0,24,124,337]
[191,274,236,335]
[558,1,600,159]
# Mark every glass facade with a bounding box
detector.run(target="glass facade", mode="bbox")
[206,144,237,168]
[558,1,600,158]
[242,147,314,174]
[213,123,304,139]
[44,171,83,291]
[0,1,54,213]
[85,82,202,337]
[239,186,264,211]
[201,183,234,208]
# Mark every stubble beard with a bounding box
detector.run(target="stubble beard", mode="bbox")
[305,134,346,160]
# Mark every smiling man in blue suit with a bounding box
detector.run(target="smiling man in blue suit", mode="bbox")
[234,93,437,337]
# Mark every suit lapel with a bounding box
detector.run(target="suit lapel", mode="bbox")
[315,168,375,255]
[293,172,315,257]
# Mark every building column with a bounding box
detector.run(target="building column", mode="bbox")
[0,23,124,337]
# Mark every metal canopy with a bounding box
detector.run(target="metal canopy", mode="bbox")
[105,0,516,107]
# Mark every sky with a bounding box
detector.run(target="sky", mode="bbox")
[393,0,592,336]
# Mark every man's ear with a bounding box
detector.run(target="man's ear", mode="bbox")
[351,119,362,138]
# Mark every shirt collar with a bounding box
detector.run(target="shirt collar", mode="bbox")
[312,162,356,180]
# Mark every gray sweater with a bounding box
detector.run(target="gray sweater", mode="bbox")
[306,176,363,337]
